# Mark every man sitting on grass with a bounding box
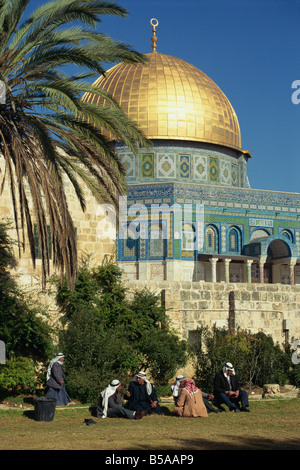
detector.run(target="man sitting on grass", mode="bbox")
[213,362,250,413]
[97,379,146,420]
[124,371,162,415]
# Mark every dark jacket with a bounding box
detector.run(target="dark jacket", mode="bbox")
[46,362,65,390]
[213,371,241,395]
[124,380,162,414]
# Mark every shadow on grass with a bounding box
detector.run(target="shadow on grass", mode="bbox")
[89,405,173,418]
[23,409,35,420]
[135,435,300,451]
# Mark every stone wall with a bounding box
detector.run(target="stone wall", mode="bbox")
[124,280,300,346]
[0,159,116,285]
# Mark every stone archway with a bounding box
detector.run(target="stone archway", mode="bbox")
[267,239,291,260]
[266,239,294,284]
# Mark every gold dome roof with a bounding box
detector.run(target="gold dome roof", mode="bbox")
[83,48,242,151]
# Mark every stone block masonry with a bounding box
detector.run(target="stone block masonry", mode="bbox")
[125,280,300,346]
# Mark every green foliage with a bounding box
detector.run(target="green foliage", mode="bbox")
[0,0,150,288]
[0,223,54,361]
[0,357,38,396]
[285,343,300,388]
[191,326,290,392]
[290,364,300,388]
[56,261,188,403]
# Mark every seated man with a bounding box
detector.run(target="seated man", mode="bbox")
[201,391,220,414]
[171,375,219,413]
[171,375,185,405]
[173,378,208,418]
[213,362,250,413]
[124,371,162,415]
[97,379,146,419]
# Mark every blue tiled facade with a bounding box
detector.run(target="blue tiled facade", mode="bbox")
[117,141,300,284]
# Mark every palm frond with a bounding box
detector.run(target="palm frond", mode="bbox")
[0,0,150,289]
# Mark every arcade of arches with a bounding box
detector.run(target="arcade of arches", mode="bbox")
[201,238,299,286]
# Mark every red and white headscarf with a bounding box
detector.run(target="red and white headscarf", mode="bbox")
[182,378,199,396]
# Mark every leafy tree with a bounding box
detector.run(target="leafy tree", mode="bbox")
[252,332,290,387]
[191,326,289,393]
[0,0,150,289]
[55,262,188,403]
[0,222,54,396]
[0,357,37,396]
[0,222,54,361]
[285,342,300,388]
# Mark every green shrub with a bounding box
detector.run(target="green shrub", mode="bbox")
[154,383,173,398]
[191,325,289,392]
[0,222,54,363]
[56,261,188,403]
[290,364,300,388]
[0,357,38,396]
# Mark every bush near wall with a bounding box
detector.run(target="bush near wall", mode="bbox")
[190,325,291,393]
[0,223,54,397]
[55,261,188,403]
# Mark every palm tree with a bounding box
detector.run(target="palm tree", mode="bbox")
[0,0,149,289]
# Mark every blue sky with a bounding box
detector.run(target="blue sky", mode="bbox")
[28,0,300,193]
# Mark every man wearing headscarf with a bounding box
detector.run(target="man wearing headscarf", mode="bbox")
[124,371,162,415]
[171,375,185,405]
[213,362,250,412]
[97,379,146,419]
[173,378,208,418]
[172,374,219,413]
[45,353,71,406]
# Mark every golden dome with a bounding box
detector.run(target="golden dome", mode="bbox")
[83,52,242,151]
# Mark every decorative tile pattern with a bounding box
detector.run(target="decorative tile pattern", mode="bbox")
[149,223,164,257]
[296,231,300,252]
[220,160,231,185]
[231,163,237,186]
[117,143,250,188]
[157,153,176,178]
[194,155,208,181]
[115,142,300,264]
[179,155,190,179]
[221,225,227,252]
[119,152,135,178]
[141,153,154,178]
[209,157,219,182]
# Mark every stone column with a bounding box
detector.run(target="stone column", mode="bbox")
[246,259,253,283]
[289,259,297,285]
[209,258,218,282]
[224,258,231,283]
[259,257,267,283]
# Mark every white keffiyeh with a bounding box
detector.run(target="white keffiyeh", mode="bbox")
[223,362,235,377]
[46,353,64,381]
[134,371,152,395]
[171,375,185,398]
[100,379,120,419]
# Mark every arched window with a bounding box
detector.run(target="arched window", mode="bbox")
[123,224,138,258]
[182,223,195,252]
[149,223,165,258]
[229,228,240,253]
[281,229,293,242]
[205,226,218,252]
[250,229,270,242]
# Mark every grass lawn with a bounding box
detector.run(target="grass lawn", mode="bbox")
[0,398,299,451]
